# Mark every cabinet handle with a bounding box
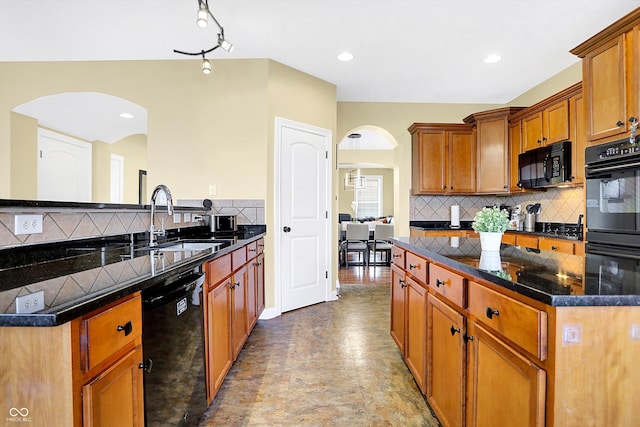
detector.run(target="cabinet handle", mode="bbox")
[435,279,444,287]
[442,185,447,190]
[139,359,153,373]
[392,254,401,258]
[258,244,264,247]
[450,186,454,190]
[409,263,418,270]
[551,245,557,251]
[249,248,257,252]
[486,307,499,319]
[537,139,542,144]
[255,262,262,267]
[463,334,474,343]
[503,185,508,189]
[399,279,406,288]
[450,325,461,336]
[117,321,133,336]
[617,120,624,127]
[542,137,547,142]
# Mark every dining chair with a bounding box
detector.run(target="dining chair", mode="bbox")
[368,224,394,265]
[341,223,370,266]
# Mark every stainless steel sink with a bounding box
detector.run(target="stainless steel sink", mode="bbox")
[155,241,223,252]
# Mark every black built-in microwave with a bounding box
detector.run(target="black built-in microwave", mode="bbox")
[518,140,572,189]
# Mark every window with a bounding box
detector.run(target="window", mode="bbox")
[355,175,382,217]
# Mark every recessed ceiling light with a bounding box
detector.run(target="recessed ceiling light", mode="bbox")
[483,54,501,64]
[337,52,354,62]
[119,113,134,119]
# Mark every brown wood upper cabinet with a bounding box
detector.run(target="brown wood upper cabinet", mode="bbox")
[409,123,475,195]
[464,107,524,194]
[521,100,570,151]
[571,9,640,144]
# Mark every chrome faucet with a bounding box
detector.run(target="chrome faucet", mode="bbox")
[149,184,174,246]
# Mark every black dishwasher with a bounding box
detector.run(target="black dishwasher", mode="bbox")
[142,268,207,427]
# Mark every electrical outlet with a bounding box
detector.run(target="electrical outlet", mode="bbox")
[184,213,191,222]
[16,290,45,314]
[173,213,182,224]
[209,184,217,196]
[14,214,43,235]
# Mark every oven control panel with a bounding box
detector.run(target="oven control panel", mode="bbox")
[592,137,640,160]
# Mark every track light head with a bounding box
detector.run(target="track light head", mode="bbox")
[202,58,212,74]
[197,5,208,28]
[219,35,234,53]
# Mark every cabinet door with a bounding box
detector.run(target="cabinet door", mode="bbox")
[412,130,446,194]
[204,277,232,403]
[447,129,476,193]
[390,264,406,352]
[247,256,258,331]
[583,34,628,141]
[427,294,465,427]
[466,322,546,427]
[476,117,509,193]
[509,120,523,193]
[256,253,265,317]
[231,264,249,359]
[82,345,144,427]
[543,99,570,144]
[405,276,428,393]
[522,112,543,152]
[571,91,587,185]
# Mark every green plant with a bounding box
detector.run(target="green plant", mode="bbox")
[472,207,509,233]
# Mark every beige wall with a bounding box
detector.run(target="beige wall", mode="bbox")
[0,58,337,314]
[9,112,38,198]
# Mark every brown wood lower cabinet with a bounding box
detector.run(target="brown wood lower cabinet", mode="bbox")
[405,276,428,393]
[390,264,406,352]
[426,294,465,427]
[82,345,145,427]
[466,321,546,427]
[203,239,266,403]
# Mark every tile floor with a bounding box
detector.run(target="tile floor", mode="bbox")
[199,281,440,426]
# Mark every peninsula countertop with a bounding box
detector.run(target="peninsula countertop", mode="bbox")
[0,230,265,327]
[392,236,640,307]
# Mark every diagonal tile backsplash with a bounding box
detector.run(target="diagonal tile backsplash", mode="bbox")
[411,187,584,224]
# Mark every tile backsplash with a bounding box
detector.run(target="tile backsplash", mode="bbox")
[411,187,584,224]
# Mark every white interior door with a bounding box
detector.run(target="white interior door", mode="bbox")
[38,128,92,202]
[276,118,331,313]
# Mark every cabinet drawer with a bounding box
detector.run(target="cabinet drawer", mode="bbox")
[247,241,259,259]
[468,281,547,360]
[515,234,538,249]
[538,237,574,254]
[82,295,142,371]
[502,233,516,245]
[256,238,265,255]
[207,254,232,286]
[406,252,428,284]
[429,264,465,308]
[391,246,405,269]
[232,247,247,270]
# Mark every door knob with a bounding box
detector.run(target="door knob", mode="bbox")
[283,226,291,232]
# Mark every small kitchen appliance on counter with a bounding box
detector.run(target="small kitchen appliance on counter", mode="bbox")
[208,214,238,238]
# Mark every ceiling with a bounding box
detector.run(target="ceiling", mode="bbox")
[1,0,637,105]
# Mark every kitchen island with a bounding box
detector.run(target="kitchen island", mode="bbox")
[0,229,266,426]
[391,236,639,427]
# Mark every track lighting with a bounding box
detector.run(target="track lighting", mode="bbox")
[174,0,234,74]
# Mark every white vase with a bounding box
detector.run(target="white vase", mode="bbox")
[479,250,502,271]
[479,231,503,251]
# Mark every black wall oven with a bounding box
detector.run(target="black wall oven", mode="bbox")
[585,137,640,293]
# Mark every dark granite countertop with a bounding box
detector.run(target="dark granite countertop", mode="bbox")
[0,227,266,327]
[392,236,640,307]
[409,221,583,241]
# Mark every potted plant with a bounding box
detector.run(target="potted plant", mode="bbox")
[472,206,509,251]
